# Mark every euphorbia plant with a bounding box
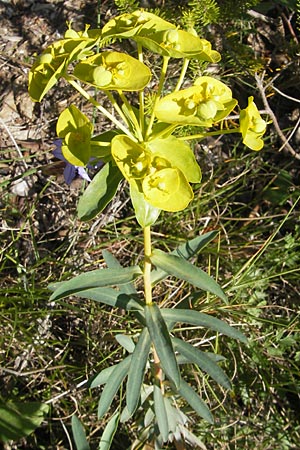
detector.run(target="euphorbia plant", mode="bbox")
[29,10,267,449]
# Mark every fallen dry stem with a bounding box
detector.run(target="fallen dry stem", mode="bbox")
[255,72,300,160]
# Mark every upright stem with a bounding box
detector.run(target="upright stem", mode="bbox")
[137,43,145,136]
[145,56,170,140]
[143,225,163,382]
[174,58,190,92]
[143,226,152,305]
[105,90,133,130]
[118,91,144,142]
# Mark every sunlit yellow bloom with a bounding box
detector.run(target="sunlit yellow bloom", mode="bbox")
[239,96,267,151]
[28,37,96,102]
[155,76,237,126]
[73,52,151,91]
[111,135,201,212]
[102,10,221,62]
[56,105,93,166]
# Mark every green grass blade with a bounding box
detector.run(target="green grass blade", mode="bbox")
[150,249,226,301]
[71,415,90,450]
[144,303,180,389]
[126,328,151,415]
[102,250,138,296]
[178,379,214,424]
[98,356,131,419]
[151,231,218,286]
[49,266,142,301]
[99,412,119,450]
[172,337,231,390]
[162,308,247,343]
[153,384,169,443]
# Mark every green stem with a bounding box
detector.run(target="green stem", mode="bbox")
[137,43,145,136]
[174,58,190,92]
[143,226,152,305]
[105,90,133,129]
[66,77,138,141]
[145,56,170,140]
[118,91,144,142]
[151,124,178,140]
[177,127,240,141]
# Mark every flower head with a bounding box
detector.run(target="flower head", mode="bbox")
[155,77,237,126]
[111,135,201,212]
[239,96,267,151]
[73,51,151,91]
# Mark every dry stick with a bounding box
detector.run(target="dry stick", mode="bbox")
[280,11,299,44]
[255,72,300,161]
[272,85,300,104]
[0,117,29,169]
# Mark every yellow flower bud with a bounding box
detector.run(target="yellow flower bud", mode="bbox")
[93,66,112,86]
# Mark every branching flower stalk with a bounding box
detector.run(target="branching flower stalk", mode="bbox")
[66,76,138,141]
[145,55,170,139]
[28,9,268,449]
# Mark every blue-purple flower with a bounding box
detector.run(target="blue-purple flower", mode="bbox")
[53,139,92,185]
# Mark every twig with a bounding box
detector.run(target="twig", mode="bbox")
[280,11,299,44]
[0,365,67,377]
[254,72,300,160]
[0,117,29,169]
[271,85,300,104]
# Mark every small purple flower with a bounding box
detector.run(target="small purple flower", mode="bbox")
[53,139,92,185]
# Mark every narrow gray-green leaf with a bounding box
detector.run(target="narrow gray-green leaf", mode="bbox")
[150,249,226,301]
[172,338,231,390]
[102,249,137,296]
[71,415,90,450]
[0,401,49,443]
[144,303,180,389]
[151,231,218,286]
[119,406,131,423]
[178,379,214,424]
[89,365,116,389]
[144,406,155,428]
[153,384,169,443]
[73,288,144,312]
[163,397,179,434]
[49,266,142,301]
[161,309,247,343]
[126,328,151,415]
[99,412,119,450]
[115,334,135,353]
[177,352,226,365]
[78,162,123,221]
[177,424,207,450]
[98,356,131,419]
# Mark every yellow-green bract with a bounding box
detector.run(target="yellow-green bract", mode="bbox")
[102,10,221,62]
[73,52,152,91]
[111,135,201,212]
[239,96,267,151]
[28,37,97,102]
[155,76,237,126]
[56,105,93,166]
